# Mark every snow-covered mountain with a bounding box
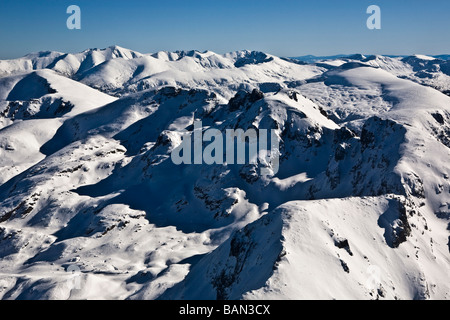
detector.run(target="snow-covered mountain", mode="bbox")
[0,47,449,300]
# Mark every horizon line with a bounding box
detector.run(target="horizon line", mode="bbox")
[1,45,450,61]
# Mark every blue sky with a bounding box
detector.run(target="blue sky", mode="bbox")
[0,0,449,59]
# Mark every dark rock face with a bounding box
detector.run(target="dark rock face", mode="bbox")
[318,106,329,118]
[334,238,353,256]
[431,113,445,125]
[403,172,425,199]
[320,116,406,198]
[211,227,255,300]
[334,144,347,161]
[334,127,356,143]
[234,52,274,68]
[156,86,182,99]
[0,201,34,223]
[53,100,75,116]
[228,89,264,111]
[340,259,350,273]
[332,127,355,162]
[352,117,406,196]
[360,117,405,149]
[287,91,298,101]
[239,165,259,184]
[429,112,450,149]
[377,199,412,248]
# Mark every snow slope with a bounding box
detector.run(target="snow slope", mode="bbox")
[0,47,449,300]
[0,69,116,184]
[163,196,449,300]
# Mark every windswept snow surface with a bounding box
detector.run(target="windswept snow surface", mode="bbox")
[0,48,449,300]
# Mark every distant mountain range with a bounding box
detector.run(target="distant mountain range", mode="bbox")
[291,54,450,63]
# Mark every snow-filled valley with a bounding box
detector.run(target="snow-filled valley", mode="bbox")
[0,46,449,300]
